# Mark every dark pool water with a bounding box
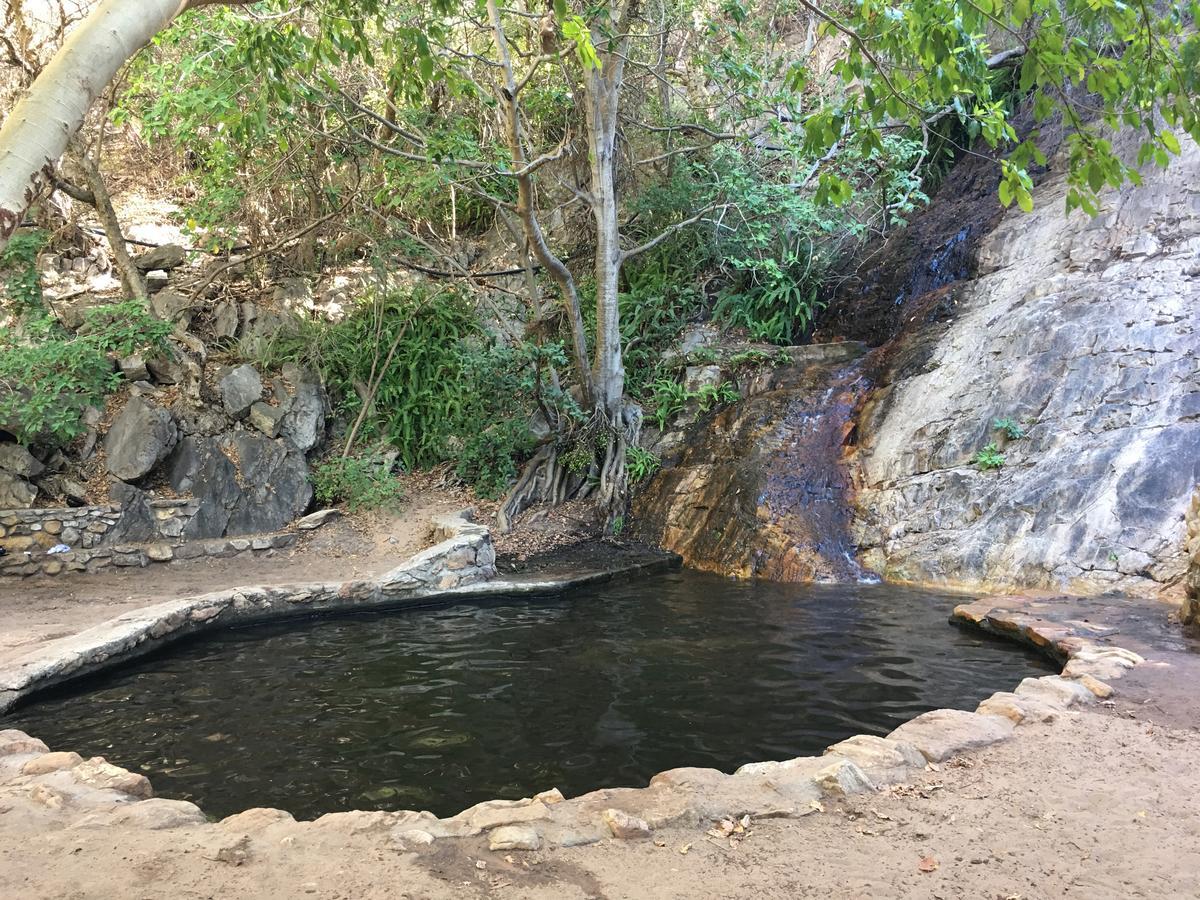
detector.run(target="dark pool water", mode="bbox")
[6,571,1051,819]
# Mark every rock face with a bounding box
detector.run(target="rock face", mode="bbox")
[166,432,311,538]
[1183,489,1199,628]
[104,398,179,482]
[852,135,1200,598]
[634,343,872,581]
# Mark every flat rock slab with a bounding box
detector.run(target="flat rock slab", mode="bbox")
[888,709,1015,762]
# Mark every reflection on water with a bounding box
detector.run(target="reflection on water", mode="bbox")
[7,570,1051,818]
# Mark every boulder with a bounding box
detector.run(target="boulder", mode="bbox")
[278,364,326,452]
[0,471,36,508]
[150,289,192,327]
[133,243,186,271]
[213,300,240,340]
[824,734,925,786]
[219,365,263,419]
[166,432,311,539]
[104,397,179,482]
[71,757,153,799]
[223,432,311,534]
[166,437,241,538]
[489,825,541,851]
[888,709,1014,762]
[0,443,44,478]
[118,354,150,382]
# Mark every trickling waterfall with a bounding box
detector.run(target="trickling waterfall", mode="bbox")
[634,343,877,582]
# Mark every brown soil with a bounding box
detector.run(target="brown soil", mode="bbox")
[1,658,1197,899]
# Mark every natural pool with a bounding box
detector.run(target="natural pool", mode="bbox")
[7,570,1053,819]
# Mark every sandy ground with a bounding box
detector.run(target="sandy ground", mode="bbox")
[0,657,1197,900]
[0,490,465,668]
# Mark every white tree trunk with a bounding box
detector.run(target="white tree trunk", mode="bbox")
[0,0,236,248]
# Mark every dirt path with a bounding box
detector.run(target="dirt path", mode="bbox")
[1,661,1197,899]
[0,491,464,668]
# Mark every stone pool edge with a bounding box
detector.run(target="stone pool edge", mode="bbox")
[0,589,1149,853]
[0,511,678,715]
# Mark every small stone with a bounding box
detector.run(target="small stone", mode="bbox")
[296,508,341,531]
[22,751,85,775]
[146,543,174,562]
[248,401,285,438]
[213,300,240,340]
[1074,674,1114,699]
[43,520,62,535]
[144,270,170,293]
[220,808,296,832]
[489,825,541,851]
[533,788,565,805]
[602,808,651,839]
[20,748,84,777]
[119,354,150,382]
[29,783,66,809]
[392,828,436,849]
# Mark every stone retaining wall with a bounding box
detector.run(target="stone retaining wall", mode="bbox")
[0,499,212,577]
[0,511,499,713]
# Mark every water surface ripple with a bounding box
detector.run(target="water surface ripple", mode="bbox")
[7,571,1051,818]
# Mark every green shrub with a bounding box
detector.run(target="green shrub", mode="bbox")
[0,302,172,447]
[0,231,46,314]
[973,443,1006,471]
[993,417,1026,440]
[626,445,661,483]
[310,448,405,511]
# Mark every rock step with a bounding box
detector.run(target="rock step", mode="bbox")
[0,531,298,578]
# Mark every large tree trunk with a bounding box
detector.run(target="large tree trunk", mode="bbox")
[0,0,241,249]
[582,2,639,527]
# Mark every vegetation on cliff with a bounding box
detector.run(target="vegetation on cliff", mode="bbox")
[1,0,1197,525]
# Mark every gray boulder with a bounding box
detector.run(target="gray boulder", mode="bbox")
[150,290,192,327]
[104,397,179,482]
[0,443,44,479]
[0,471,36,509]
[219,365,262,419]
[167,437,240,539]
[278,364,326,452]
[224,431,312,535]
[166,431,312,538]
[133,243,186,272]
[213,300,240,340]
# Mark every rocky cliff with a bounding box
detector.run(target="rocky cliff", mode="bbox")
[853,136,1200,598]
[637,135,1199,601]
